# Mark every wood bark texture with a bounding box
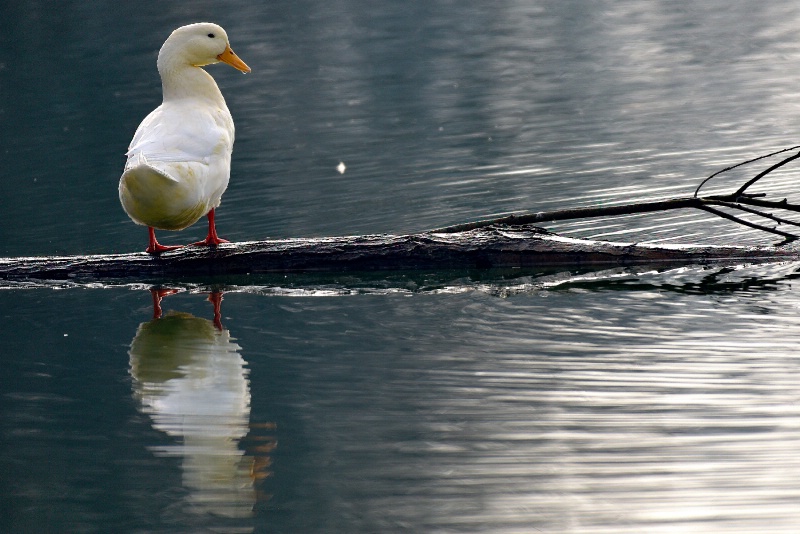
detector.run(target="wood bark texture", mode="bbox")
[1,225,796,282]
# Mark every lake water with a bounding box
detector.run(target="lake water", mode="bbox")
[4,2,800,532]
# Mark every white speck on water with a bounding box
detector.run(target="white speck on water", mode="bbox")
[337,162,346,174]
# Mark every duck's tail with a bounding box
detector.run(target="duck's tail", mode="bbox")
[119,163,207,231]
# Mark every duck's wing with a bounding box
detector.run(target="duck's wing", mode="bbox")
[125,102,234,167]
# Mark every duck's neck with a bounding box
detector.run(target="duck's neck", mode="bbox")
[158,62,226,105]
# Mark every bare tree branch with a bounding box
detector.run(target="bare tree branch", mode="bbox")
[432,146,800,243]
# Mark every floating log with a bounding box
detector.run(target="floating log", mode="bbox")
[4,146,799,285]
[0,224,796,283]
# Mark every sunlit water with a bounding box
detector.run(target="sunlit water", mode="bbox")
[4,2,800,532]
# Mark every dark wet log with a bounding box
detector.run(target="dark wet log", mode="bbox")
[1,225,796,282]
[4,147,798,285]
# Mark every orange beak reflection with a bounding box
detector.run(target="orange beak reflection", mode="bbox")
[217,45,251,73]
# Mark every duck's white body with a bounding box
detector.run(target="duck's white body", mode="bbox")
[119,23,250,253]
[120,86,234,232]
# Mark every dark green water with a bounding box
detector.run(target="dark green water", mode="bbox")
[4,2,800,532]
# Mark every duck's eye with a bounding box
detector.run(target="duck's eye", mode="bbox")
[208,33,215,38]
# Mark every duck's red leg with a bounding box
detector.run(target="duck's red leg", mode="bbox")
[192,208,230,247]
[146,227,182,254]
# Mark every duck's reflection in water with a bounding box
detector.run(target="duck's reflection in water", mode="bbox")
[129,290,269,521]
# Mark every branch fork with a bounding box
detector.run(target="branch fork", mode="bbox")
[433,145,800,244]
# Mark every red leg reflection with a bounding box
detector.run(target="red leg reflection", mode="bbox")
[150,288,179,319]
[209,291,224,330]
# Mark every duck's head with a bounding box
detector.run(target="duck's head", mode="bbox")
[158,22,251,74]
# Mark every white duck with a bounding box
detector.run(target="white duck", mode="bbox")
[119,23,250,254]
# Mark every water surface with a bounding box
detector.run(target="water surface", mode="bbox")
[4,2,800,532]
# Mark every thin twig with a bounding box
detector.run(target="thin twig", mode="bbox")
[694,145,800,198]
[734,149,800,197]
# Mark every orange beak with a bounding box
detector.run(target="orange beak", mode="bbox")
[217,44,251,73]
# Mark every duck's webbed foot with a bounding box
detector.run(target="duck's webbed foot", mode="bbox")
[191,208,230,247]
[146,227,183,254]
